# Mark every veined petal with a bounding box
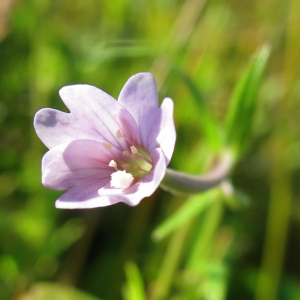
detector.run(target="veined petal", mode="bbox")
[146,97,176,164]
[42,140,112,190]
[55,187,121,209]
[34,108,105,149]
[35,84,140,150]
[118,73,158,148]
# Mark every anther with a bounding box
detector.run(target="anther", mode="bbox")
[103,142,112,150]
[108,160,119,171]
[116,130,123,139]
[130,145,138,154]
[123,151,130,157]
[109,160,117,168]
[121,164,130,171]
[130,145,152,164]
[116,129,135,145]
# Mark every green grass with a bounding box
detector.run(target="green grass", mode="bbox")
[0,0,300,299]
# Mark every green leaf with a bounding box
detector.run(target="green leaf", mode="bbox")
[225,45,271,156]
[152,191,216,241]
[173,67,222,152]
[122,262,145,300]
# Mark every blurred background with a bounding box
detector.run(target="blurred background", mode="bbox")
[0,0,300,299]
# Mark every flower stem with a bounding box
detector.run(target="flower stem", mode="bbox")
[160,151,234,195]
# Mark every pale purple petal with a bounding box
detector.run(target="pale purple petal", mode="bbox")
[55,188,121,209]
[42,140,113,190]
[34,108,104,149]
[98,148,166,206]
[118,73,158,148]
[146,97,176,164]
[34,85,140,149]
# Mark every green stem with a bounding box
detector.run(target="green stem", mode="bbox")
[254,165,291,300]
[160,151,233,196]
[150,220,191,300]
[255,0,299,298]
[188,198,224,267]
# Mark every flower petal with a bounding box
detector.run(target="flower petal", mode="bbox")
[146,97,176,164]
[34,84,140,149]
[98,148,166,206]
[118,73,158,148]
[55,188,121,209]
[34,108,102,149]
[42,140,113,191]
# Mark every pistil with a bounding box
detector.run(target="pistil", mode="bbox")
[106,129,154,189]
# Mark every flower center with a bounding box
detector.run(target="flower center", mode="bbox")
[104,130,152,189]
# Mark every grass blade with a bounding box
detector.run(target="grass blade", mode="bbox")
[225,46,271,156]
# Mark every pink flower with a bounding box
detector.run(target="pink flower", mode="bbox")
[34,73,176,208]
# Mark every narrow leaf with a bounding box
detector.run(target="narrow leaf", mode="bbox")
[225,45,271,156]
[152,191,216,241]
[122,262,145,300]
[173,67,222,152]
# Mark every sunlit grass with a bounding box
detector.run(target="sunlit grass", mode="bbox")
[0,0,299,299]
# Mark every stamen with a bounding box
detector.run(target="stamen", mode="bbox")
[123,151,130,157]
[130,145,152,164]
[116,130,123,139]
[116,129,133,144]
[110,170,134,189]
[136,152,152,165]
[130,145,138,154]
[108,160,118,171]
[117,129,135,145]
[134,165,148,173]
[121,164,130,171]
[103,142,112,150]
[109,160,117,168]
[131,153,139,160]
